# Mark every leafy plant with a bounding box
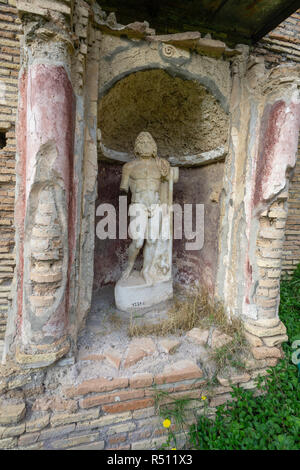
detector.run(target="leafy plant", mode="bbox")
[188,264,300,450]
[154,388,204,450]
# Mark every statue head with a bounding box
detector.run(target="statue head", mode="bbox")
[134,131,157,159]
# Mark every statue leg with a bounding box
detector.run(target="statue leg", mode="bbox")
[121,211,147,281]
[142,214,158,285]
[121,238,143,281]
[142,240,156,285]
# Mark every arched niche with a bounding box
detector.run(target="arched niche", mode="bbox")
[94,68,228,292]
[98,68,229,165]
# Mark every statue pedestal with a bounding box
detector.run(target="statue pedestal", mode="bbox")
[115,271,173,313]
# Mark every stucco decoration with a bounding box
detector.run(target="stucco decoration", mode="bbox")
[22,142,69,353]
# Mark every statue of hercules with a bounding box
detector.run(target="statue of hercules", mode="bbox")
[120,131,170,285]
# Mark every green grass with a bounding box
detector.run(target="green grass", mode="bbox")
[188,265,300,450]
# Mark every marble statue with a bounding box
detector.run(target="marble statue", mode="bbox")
[115,132,179,312]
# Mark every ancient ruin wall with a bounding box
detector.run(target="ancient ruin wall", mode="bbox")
[252,9,300,278]
[0,0,20,342]
[0,2,299,343]
[0,0,299,452]
[0,357,279,450]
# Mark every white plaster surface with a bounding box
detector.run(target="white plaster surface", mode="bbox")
[115,271,173,312]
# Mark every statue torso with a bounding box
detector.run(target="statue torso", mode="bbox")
[129,159,161,183]
[128,159,162,206]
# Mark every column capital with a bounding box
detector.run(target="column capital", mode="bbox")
[17,0,75,60]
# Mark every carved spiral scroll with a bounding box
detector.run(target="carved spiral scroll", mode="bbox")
[162,43,176,58]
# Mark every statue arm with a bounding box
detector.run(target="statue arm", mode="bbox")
[120,163,131,192]
[157,157,171,181]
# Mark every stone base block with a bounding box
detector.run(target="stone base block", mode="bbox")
[15,337,70,369]
[114,271,173,313]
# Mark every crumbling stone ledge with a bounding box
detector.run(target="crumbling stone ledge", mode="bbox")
[0,351,281,450]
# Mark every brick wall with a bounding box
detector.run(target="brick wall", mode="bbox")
[252,9,300,67]
[0,0,19,340]
[282,138,300,276]
[0,360,272,450]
